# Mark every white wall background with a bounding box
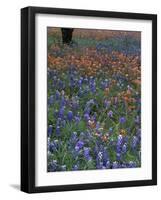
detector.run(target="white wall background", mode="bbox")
[0,0,160,199]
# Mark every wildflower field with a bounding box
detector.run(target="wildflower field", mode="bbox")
[47,28,141,172]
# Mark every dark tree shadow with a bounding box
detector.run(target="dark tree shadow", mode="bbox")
[61,28,74,45]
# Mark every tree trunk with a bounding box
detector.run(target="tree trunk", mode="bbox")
[61,28,74,44]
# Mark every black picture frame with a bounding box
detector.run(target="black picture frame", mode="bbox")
[21,6,157,193]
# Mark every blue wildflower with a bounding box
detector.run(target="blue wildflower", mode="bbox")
[131,136,138,150]
[84,113,90,121]
[72,164,79,171]
[122,143,127,154]
[105,160,111,169]
[119,116,126,124]
[112,161,119,169]
[74,116,81,124]
[96,122,100,130]
[48,125,52,137]
[55,90,60,100]
[96,161,104,169]
[60,96,66,107]
[83,147,91,160]
[97,151,103,161]
[49,140,59,152]
[48,160,58,172]
[128,161,136,168]
[78,77,83,87]
[75,140,84,151]
[135,115,140,124]
[56,126,60,136]
[116,135,123,153]
[108,110,113,118]
[70,132,77,142]
[104,100,110,109]
[67,111,73,121]
[48,95,54,105]
[116,153,121,160]
[58,106,65,119]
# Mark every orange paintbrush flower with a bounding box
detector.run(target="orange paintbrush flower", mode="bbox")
[120,129,126,136]
[104,87,110,96]
[101,135,108,142]
[88,120,96,129]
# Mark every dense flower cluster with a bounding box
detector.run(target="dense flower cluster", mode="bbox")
[47,28,141,172]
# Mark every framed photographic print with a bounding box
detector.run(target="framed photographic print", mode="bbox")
[21,6,157,193]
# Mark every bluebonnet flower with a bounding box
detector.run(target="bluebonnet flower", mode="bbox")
[47,137,50,150]
[74,115,81,124]
[55,90,60,100]
[112,161,119,169]
[75,140,84,151]
[122,143,127,154]
[53,109,58,118]
[48,160,58,172]
[49,140,59,152]
[136,128,141,141]
[91,85,96,93]
[78,77,83,87]
[120,162,127,168]
[78,88,83,97]
[72,164,79,171]
[72,100,79,110]
[56,126,60,136]
[117,135,123,148]
[70,132,77,143]
[100,80,108,89]
[60,96,66,107]
[105,160,111,169]
[56,118,61,126]
[96,122,100,130]
[84,113,90,121]
[69,77,75,88]
[96,161,104,169]
[119,116,126,124]
[123,135,128,143]
[48,125,52,137]
[128,161,136,168]
[116,153,121,160]
[108,110,113,118]
[67,111,73,121]
[97,151,103,161]
[90,81,96,93]
[131,136,138,150]
[135,115,140,124]
[83,77,88,84]
[116,134,123,157]
[104,100,110,109]
[83,147,91,160]
[58,80,64,89]
[48,95,54,105]
[102,148,109,165]
[58,106,65,119]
